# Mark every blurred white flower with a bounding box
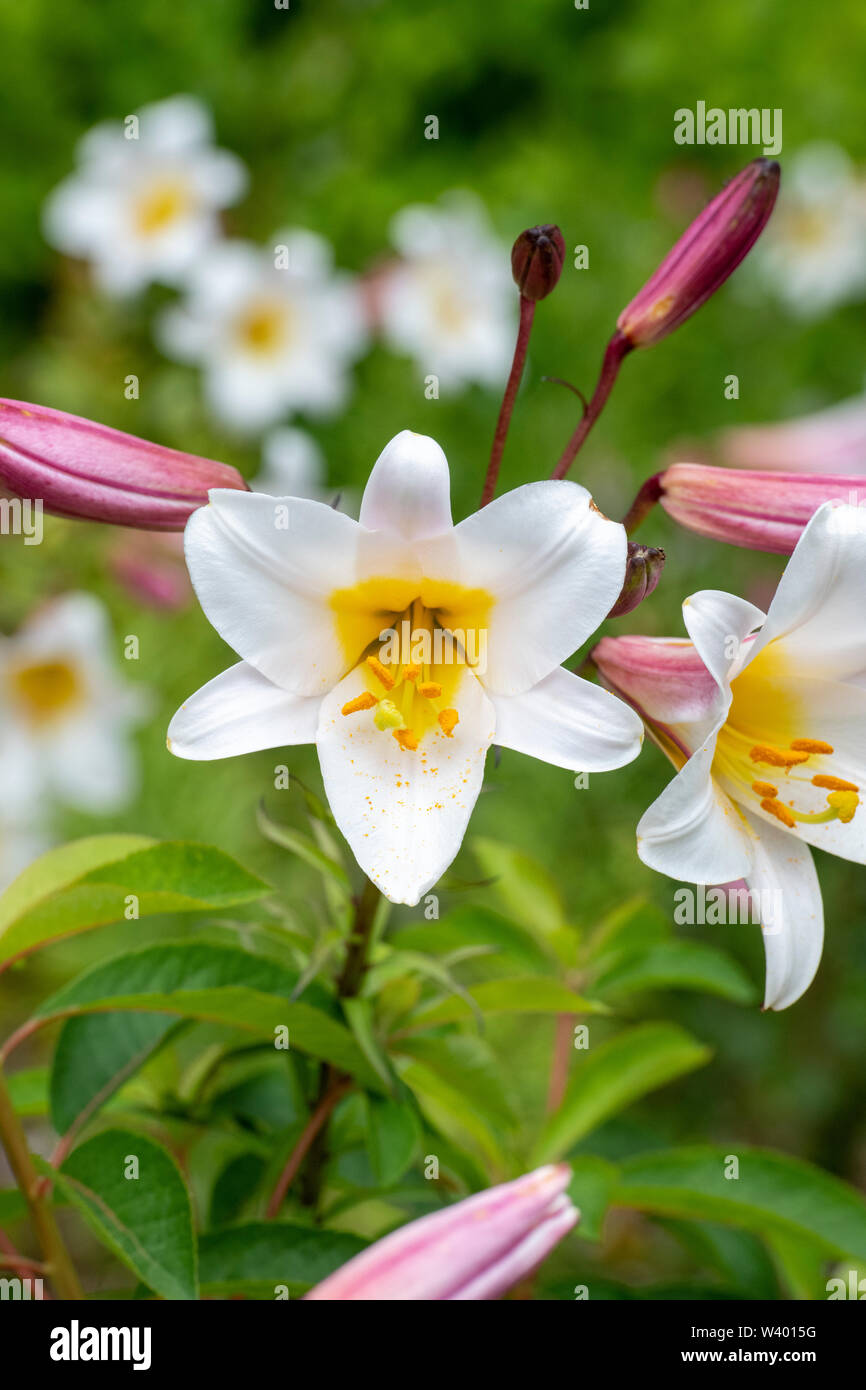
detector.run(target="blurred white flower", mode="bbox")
[760,143,866,318]
[0,593,148,815]
[43,95,247,297]
[378,192,515,391]
[252,427,327,499]
[158,231,368,433]
[0,816,50,895]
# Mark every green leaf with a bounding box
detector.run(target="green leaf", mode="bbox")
[51,1013,179,1135]
[257,804,351,895]
[45,1129,197,1300]
[593,941,757,1004]
[473,837,566,937]
[342,997,399,1094]
[198,1223,366,1297]
[0,837,267,965]
[405,976,608,1030]
[614,1146,866,1265]
[587,898,669,959]
[37,941,380,1090]
[567,1155,619,1242]
[395,1034,515,1168]
[531,1024,712,1164]
[364,1095,421,1186]
[392,905,554,973]
[6,1066,49,1116]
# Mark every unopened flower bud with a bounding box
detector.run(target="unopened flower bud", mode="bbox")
[608,542,665,617]
[0,399,248,530]
[617,158,780,348]
[511,224,566,301]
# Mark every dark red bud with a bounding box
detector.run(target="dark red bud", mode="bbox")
[511,224,566,301]
[607,543,665,617]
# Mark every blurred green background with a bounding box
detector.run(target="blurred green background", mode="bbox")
[0,0,865,1298]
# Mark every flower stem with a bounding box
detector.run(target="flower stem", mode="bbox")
[551,331,633,480]
[546,1013,574,1114]
[621,473,664,535]
[480,295,536,507]
[273,876,382,1217]
[0,1064,83,1299]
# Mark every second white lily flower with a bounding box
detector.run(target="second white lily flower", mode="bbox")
[168,431,644,904]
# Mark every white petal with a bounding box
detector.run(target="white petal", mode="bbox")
[750,501,866,684]
[419,482,626,696]
[47,716,138,812]
[168,661,320,760]
[491,667,643,772]
[184,490,415,696]
[741,809,824,1011]
[359,431,452,541]
[681,590,765,691]
[637,739,753,884]
[316,666,495,905]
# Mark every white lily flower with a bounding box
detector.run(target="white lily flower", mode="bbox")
[594,501,866,1010]
[168,431,644,904]
[157,230,368,433]
[378,193,515,391]
[759,143,866,318]
[43,95,247,297]
[0,593,148,815]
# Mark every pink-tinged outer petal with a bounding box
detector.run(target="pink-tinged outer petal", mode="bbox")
[719,392,866,476]
[304,1165,576,1301]
[660,462,866,554]
[617,158,780,347]
[0,399,246,529]
[593,634,721,737]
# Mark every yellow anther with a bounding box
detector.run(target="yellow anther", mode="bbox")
[393,728,419,751]
[812,774,859,792]
[827,790,859,823]
[751,781,778,799]
[438,708,459,738]
[790,738,834,754]
[366,655,395,690]
[341,692,377,717]
[403,663,420,682]
[374,699,404,732]
[761,797,796,829]
[749,744,810,769]
[417,681,442,699]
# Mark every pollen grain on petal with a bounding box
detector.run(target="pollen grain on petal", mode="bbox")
[341,691,378,716]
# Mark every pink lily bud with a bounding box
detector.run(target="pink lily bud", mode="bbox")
[305,1165,578,1301]
[659,462,866,554]
[0,399,247,530]
[617,158,780,348]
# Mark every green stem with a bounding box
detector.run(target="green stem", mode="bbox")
[0,1064,83,1300]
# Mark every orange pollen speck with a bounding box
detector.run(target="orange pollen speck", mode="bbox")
[749,744,810,768]
[341,691,377,716]
[812,774,858,791]
[761,797,796,828]
[393,728,418,751]
[438,708,459,737]
[366,655,395,690]
[751,781,778,798]
[417,681,442,699]
[790,738,834,754]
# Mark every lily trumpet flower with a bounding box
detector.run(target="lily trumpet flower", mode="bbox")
[719,389,866,476]
[168,430,644,904]
[305,1165,578,1300]
[593,501,866,1010]
[0,399,247,529]
[658,462,866,553]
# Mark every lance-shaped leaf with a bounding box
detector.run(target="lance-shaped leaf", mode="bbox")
[0,836,267,966]
[199,1224,367,1298]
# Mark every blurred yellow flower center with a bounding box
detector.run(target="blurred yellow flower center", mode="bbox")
[235,301,292,356]
[133,180,192,237]
[713,643,859,830]
[8,659,83,725]
[333,586,492,751]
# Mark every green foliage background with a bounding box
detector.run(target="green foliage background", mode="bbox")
[0,0,865,1300]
